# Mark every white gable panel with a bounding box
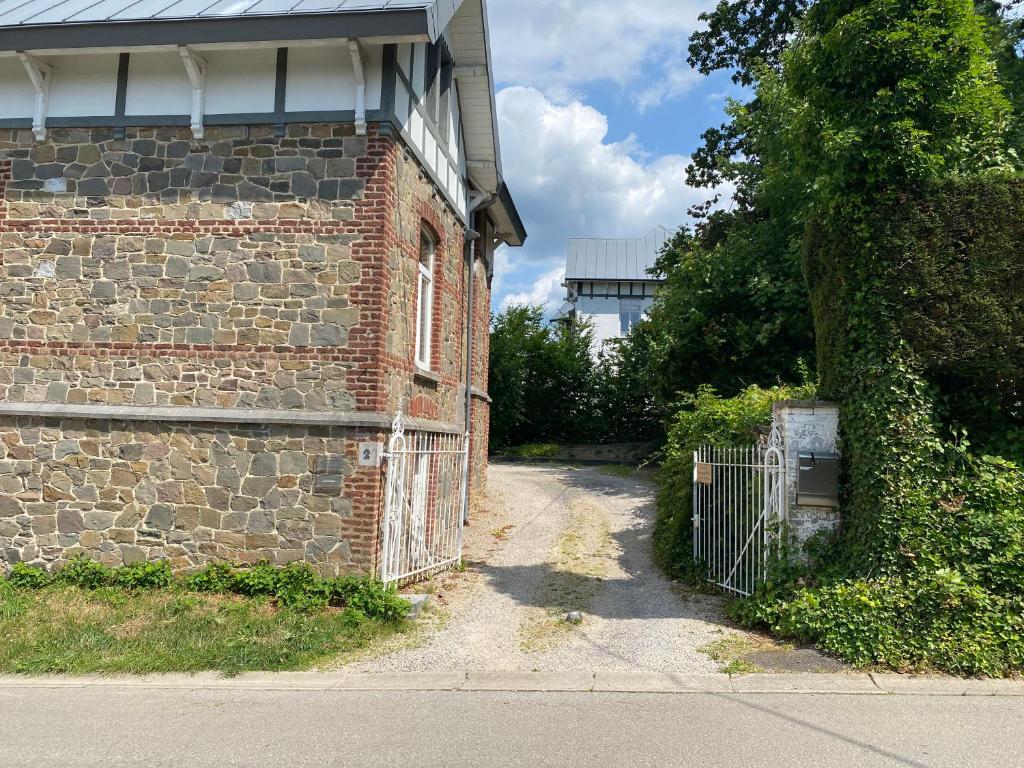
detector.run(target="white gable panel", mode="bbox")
[396,43,412,78]
[0,57,35,119]
[48,54,118,117]
[125,52,193,116]
[204,48,276,114]
[287,45,356,112]
[286,43,383,113]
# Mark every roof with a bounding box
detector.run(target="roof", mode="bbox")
[0,0,463,49]
[565,226,670,282]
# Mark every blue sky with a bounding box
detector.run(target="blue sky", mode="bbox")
[485,0,742,312]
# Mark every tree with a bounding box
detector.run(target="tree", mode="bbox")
[488,305,549,451]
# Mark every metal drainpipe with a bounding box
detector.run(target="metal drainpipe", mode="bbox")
[463,194,498,524]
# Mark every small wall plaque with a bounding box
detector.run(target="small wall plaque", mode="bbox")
[313,475,344,494]
[314,456,346,475]
[695,462,713,485]
[358,442,383,467]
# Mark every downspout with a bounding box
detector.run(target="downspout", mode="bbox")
[463,194,498,524]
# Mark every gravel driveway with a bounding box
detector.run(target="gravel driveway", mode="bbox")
[349,463,731,673]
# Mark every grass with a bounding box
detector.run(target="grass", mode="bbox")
[518,497,614,651]
[698,633,793,675]
[499,443,561,459]
[491,525,515,541]
[0,579,409,676]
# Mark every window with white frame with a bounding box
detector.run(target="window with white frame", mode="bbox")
[619,298,643,335]
[416,228,436,369]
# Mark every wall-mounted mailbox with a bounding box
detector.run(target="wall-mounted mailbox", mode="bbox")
[797,452,840,507]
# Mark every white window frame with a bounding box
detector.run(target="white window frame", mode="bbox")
[415,228,436,370]
[619,298,643,335]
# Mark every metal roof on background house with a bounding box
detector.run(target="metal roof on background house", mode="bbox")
[0,0,463,49]
[565,226,671,282]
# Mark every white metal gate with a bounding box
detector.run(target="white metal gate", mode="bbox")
[380,412,469,585]
[692,421,785,596]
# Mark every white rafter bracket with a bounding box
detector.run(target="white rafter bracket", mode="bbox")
[178,46,207,140]
[348,39,367,136]
[17,52,52,142]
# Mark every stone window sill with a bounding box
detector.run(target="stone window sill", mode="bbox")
[414,368,441,387]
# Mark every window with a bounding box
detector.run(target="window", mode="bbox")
[416,228,436,369]
[619,299,643,335]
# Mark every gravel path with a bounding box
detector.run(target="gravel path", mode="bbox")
[349,463,730,673]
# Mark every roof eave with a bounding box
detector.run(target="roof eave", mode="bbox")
[0,10,435,53]
[492,180,526,247]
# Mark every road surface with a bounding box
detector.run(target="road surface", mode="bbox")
[0,678,1020,767]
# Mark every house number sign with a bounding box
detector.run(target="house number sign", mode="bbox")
[695,462,713,485]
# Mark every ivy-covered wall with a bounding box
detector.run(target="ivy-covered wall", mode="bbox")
[805,178,1024,576]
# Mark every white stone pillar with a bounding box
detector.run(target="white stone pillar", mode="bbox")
[773,400,842,552]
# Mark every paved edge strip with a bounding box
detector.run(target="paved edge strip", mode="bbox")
[0,672,1021,696]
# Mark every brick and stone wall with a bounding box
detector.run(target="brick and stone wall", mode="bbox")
[0,417,381,573]
[0,121,493,573]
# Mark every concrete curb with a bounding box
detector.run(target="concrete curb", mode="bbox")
[0,671,1021,696]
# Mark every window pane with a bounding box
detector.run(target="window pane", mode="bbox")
[619,299,643,335]
[420,229,434,269]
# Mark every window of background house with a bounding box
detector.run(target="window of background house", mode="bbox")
[619,298,643,335]
[416,228,436,369]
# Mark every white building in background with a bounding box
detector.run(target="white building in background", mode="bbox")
[558,227,670,350]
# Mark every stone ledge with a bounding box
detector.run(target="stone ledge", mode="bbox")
[470,387,492,403]
[0,402,462,434]
[413,368,442,387]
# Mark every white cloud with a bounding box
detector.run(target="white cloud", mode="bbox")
[488,0,712,107]
[494,87,724,313]
[499,263,566,311]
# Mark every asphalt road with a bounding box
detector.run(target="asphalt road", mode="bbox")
[2,686,1021,767]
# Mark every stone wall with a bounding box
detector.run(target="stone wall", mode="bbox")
[0,416,382,573]
[0,121,493,572]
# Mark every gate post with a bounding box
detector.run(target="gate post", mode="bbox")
[772,400,841,556]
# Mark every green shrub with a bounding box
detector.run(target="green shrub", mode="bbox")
[185,562,235,593]
[55,557,113,589]
[732,570,1024,677]
[230,562,281,598]
[333,577,410,623]
[112,560,172,590]
[275,563,332,611]
[182,562,409,619]
[7,563,51,590]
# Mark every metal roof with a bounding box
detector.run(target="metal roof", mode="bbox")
[565,226,670,282]
[0,0,462,49]
[0,0,444,27]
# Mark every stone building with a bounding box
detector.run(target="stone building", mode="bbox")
[0,0,526,576]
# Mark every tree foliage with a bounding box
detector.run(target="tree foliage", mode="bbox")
[716,0,1024,676]
[487,305,661,451]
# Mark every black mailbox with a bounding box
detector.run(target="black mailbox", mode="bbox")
[797,452,840,507]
